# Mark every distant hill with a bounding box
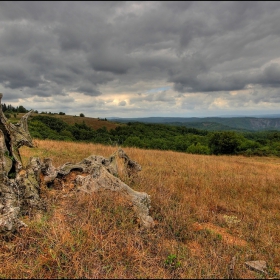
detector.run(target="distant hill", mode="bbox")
[49,114,121,131]
[16,113,122,131]
[12,112,280,157]
[110,117,280,131]
[13,112,280,132]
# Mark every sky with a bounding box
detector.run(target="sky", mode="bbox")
[0,1,280,118]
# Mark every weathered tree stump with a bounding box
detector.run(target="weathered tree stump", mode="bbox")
[0,94,154,235]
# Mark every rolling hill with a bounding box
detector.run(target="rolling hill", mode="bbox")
[111,116,280,131]
[15,113,122,131]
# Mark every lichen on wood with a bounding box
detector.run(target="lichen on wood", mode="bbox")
[0,93,154,235]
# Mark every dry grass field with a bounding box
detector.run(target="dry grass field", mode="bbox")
[1,139,280,278]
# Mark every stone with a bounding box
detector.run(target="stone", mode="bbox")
[47,150,154,228]
[245,260,267,274]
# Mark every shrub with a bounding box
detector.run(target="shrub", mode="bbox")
[209,131,241,155]
[187,142,210,155]
[31,115,69,133]
[4,113,10,119]
[124,136,144,148]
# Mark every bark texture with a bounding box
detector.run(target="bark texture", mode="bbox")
[0,93,154,235]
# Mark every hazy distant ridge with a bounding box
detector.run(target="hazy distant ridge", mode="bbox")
[111,116,280,131]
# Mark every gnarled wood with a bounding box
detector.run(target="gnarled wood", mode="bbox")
[0,93,33,173]
[0,94,154,235]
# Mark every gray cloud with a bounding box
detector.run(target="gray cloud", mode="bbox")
[76,85,102,96]
[0,63,40,89]
[88,49,134,74]
[260,64,280,87]
[0,1,280,116]
[131,90,175,104]
[118,100,126,106]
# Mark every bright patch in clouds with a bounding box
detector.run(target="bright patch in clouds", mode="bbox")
[146,86,171,93]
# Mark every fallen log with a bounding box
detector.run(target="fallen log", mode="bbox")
[0,94,154,235]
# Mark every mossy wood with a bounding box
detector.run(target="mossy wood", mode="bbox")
[0,94,154,235]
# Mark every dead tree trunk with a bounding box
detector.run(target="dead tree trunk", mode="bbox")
[0,93,154,235]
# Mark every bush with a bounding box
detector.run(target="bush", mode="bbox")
[238,139,261,152]
[124,136,144,148]
[209,131,241,155]
[28,120,60,140]
[187,142,210,155]
[31,115,69,133]
[18,105,27,113]
[80,113,85,117]
[60,130,74,140]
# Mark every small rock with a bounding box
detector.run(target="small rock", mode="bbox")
[245,260,267,274]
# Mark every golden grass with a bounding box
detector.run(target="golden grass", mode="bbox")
[1,139,280,278]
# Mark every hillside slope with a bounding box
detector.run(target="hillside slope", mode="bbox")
[15,113,122,131]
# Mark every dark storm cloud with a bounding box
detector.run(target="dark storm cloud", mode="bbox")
[0,1,61,22]
[0,63,40,89]
[260,64,280,87]
[87,49,134,74]
[76,85,102,97]
[0,1,280,112]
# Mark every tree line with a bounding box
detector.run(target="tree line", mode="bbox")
[26,115,280,157]
[1,103,87,118]
[2,103,29,113]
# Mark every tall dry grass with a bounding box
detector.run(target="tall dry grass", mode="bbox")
[1,139,280,278]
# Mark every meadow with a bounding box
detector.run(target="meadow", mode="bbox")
[1,139,280,278]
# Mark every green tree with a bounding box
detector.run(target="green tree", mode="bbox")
[209,131,241,155]
[187,142,210,155]
[124,136,143,148]
[18,105,27,113]
[31,115,68,133]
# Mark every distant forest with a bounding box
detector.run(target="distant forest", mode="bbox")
[2,103,280,156]
[28,115,280,157]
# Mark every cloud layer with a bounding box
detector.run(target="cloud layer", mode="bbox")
[0,1,279,117]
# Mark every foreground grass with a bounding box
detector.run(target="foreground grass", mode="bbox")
[1,139,280,278]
